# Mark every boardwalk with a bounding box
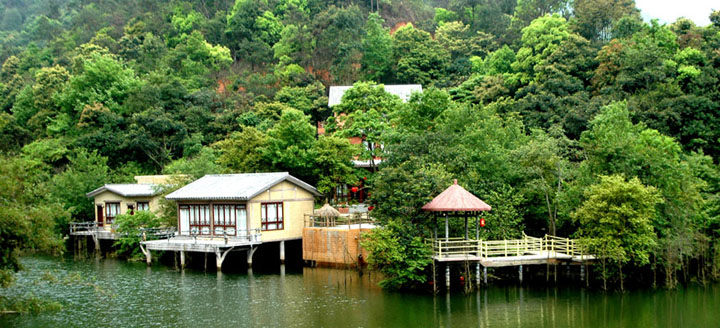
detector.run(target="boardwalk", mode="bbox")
[432,233,594,267]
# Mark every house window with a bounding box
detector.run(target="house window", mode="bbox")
[137,202,150,212]
[213,204,243,236]
[180,204,211,235]
[261,202,283,231]
[105,202,120,224]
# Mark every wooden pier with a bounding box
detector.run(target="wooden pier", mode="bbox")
[431,233,594,289]
[432,233,594,266]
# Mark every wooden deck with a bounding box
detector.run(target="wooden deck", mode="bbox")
[432,233,594,267]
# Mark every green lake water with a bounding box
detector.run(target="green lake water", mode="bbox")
[1,256,719,327]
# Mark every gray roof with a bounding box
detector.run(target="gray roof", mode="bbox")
[165,172,321,201]
[86,184,159,198]
[328,84,422,107]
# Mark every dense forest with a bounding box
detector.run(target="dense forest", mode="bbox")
[1,0,720,293]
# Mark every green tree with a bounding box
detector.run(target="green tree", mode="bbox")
[392,23,450,86]
[113,211,162,260]
[361,13,393,82]
[571,0,638,42]
[361,220,433,290]
[51,150,111,222]
[214,127,269,173]
[311,136,358,200]
[262,108,316,181]
[572,175,660,290]
[0,156,65,287]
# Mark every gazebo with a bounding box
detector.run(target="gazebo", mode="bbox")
[422,179,491,290]
[423,179,491,242]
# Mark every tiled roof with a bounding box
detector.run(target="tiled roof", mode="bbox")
[328,84,422,107]
[422,179,491,212]
[86,184,159,198]
[165,172,321,201]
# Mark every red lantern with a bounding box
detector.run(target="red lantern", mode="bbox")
[480,218,486,227]
[351,186,359,193]
[363,176,367,180]
[368,205,374,211]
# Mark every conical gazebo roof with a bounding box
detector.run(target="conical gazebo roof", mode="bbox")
[315,203,341,218]
[422,179,491,212]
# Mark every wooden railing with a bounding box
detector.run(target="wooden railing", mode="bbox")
[304,213,375,228]
[431,233,590,259]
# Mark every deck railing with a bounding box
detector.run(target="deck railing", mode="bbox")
[69,221,98,234]
[304,212,375,228]
[431,233,590,259]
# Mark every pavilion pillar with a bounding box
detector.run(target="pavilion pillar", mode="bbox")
[445,215,449,242]
[464,215,468,240]
[279,241,285,264]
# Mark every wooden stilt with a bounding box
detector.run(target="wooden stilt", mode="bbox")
[93,235,100,255]
[580,263,585,281]
[476,263,480,287]
[445,264,450,289]
[483,267,487,285]
[519,265,523,283]
[180,251,186,269]
[432,260,437,294]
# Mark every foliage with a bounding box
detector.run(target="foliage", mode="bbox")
[0,156,65,288]
[572,175,661,290]
[0,0,719,291]
[361,220,432,290]
[113,211,162,260]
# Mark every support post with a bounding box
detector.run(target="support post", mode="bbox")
[247,246,258,268]
[92,235,100,254]
[580,264,585,281]
[476,263,480,287]
[279,241,285,264]
[519,265,523,283]
[216,247,235,271]
[145,248,151,266]
[445,264,450,289]
[483,267,487,285]
[180,251,186,269]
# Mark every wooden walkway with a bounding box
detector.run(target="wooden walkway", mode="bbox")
[432,233,594,267]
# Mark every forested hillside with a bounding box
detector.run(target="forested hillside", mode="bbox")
[1,0,720,290]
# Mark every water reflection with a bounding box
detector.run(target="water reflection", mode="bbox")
[0,256,718,328]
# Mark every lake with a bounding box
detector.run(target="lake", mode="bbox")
[1,256,718,327]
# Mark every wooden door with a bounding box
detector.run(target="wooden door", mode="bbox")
[96,205,104,226]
